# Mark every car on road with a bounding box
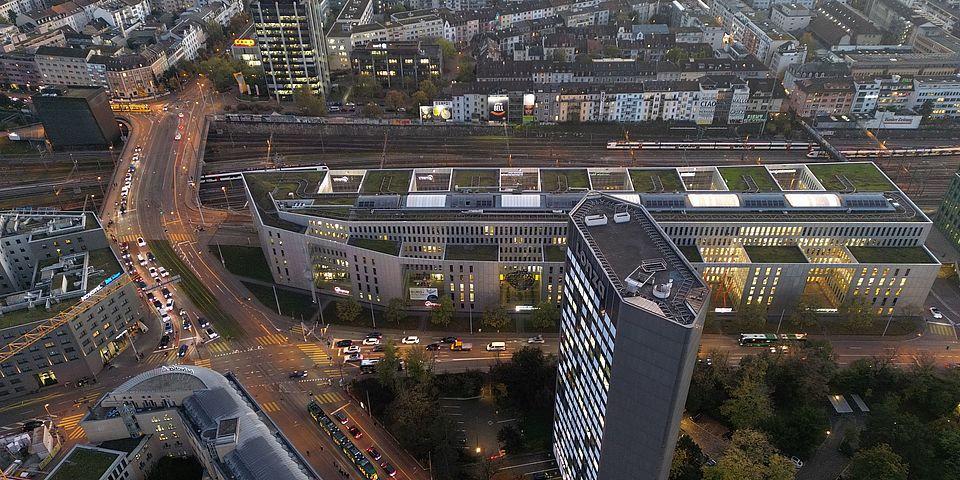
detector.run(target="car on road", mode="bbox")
[930,306,944,319]
[289,370,308,379]
[158,267,169,277]
[22,420,44,432]
[148,267,159,279]
[527,335,545,344]
[343,346,361,354]
[362,337,380,346]
[206,328,219,340]
[146,252,156,263]
[401,335,420,344]
[182,319,192,331]
[366,447,381,461]
[138,254,147,266]
[335,339,353,348]
[178,112,184,118]
[372,344,386,352]
[162,287,172,299]
[159,335,170,348]
[380,462,396,477]
[426,343,441,351]
[486,342,506,352]
[198,317,209,328]
[333,411,348,424]
[440,336,457,344]
[348,425,363,439]
[346,353,363,362]
[164,322,173,334]
[790,456,803,469]
[366,331,382,339]
[175,132,182,141]
[137,237,146,247]
[178,344,188,357]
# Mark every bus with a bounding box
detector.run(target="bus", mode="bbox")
[307,401,379,479]
[738,333,808,347]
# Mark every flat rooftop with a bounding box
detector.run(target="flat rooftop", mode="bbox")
[48,446,119,480]
[569,193,708,325]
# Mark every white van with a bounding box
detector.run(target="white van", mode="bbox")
[137,254,147,266]
[486,342,506,352]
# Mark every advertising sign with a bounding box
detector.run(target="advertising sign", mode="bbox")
[233,38,256,47]
[420,102,453,121]
[409,287,439,301]
[333,286,351,296]
[522,93,535,124]
[488,95,509,122]
[419,105,432,121]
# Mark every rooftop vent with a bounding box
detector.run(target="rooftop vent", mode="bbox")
[584,214,608,226]
[652,279,673,299]
[613,211,630,223]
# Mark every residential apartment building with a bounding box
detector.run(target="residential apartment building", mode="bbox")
[770,3,812,32]
[789,77,855,117]
[909,75,960,117]
[810,1,884,47]
[553,193,707,480]
[351,41,441,88]
[0,52,41,88]
[252,0,330,100]
[851,75,914,114]
[0,211,147,401]
[35,46,108,88]
[240,162,938,321]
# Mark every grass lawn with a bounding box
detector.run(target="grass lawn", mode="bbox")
[709,314,920,336]
[719,166,779,192]
[544,245,566,262]
[744,246,808,263]
[539,169,589,192]
[807,163,893,192]
[49,448,119,480]
[149,240,241,339]
[314,195,358,206]
[209,245,273,282]
[453,169,499,189]
[348,238,400,255]
[630,169,684,192]
[446,245,499,261]
[848,247,935,264]
[360,169,412,194]
[242,282,318,320]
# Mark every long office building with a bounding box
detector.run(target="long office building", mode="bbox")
[251,0,330,100]
[0,211,147,400]
[554,193,708,479]
[241,162,938,318]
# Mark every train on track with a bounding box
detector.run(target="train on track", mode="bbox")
[806,145,960,158]
[606,141,812,151]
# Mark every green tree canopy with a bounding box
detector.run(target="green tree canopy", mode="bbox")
[376,341,401,391]
[720,362,774,430]
[384,297,406,325]
[429,297,454,326]
[703,429,795,480]
[335,296,361,323]
[848,443,908,480]
[531,301,559,331]
[362,102,383,118]
[292,84,327,116]
[384,90,409,111]
[481,304,511,331]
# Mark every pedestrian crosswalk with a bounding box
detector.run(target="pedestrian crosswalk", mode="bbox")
[58,413,86,441]
[312,392,345,405]
[261,401,280,413]
[167,233,192,243]
[256,333,288,346]
[194,358,211,369]
[144,351,173,366]
[297,343,340,376]
[118,234,139,244]
[928,321,956,337]
[206,341,233,354]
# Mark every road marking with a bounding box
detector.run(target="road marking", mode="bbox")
[313,392,345,405]
[194,358,212,369]
[297,343,332,366]
[256,333,288,346]
[59,413,87,441]
[206,342,232,354]
[262,401,280,412]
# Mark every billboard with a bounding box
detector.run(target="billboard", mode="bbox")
[420,101,453,121]
[522,93,535,124]
[409,287,439,301]
[488,95,509,122]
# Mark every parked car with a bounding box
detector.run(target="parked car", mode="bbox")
[343,346,361,355]
[372,344,386,352]
[930,306,944,319]
[401,336,420,344]
[206,328,219,340]
[366,331,382,339]
[161,287,172,299]
[346,353,363,362]
[362,337,380,346]
[335,339,353,348]
[182,319,192,331]
[159,335,170,348]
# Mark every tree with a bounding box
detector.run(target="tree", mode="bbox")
[361,102,383,118]
[335,296,361,323]
[602,43,621,57]
[839,297,877,332]
[550,49,568,62]
[435,38,457,65]
[7,10,16,25]
[787,301,818,331]
[703,429,795,480]
[497,425,525,454]
[410,90,429,109]
[490,347,556,414]
[848,444,908,480]
[735,302,768,332]
[205,21,226,51]
[418,79,438,99]
[531,301,559,330]
[384,297,406,326]
[671,435,704,480]
[198,56,243,91]
[481,304,511,331]
[350,75,382,99]
[720,363,774,430]
[665,47,690,63]
[292,85,327,116]
[429,297,454,326]
[384,90,409,111]
[377,341,401,391]
[404,344,432,386]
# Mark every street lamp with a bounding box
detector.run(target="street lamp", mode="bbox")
[221,186,229,210]
[43,403,51,417]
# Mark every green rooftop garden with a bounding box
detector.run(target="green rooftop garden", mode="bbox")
[848,247,935,264]
[679,246,703,263]
[446,244,499,261]
[348,238,400,256]
[540,169,589,192]
[807,163,894,192]
[244,171,323,231]
[630,169,684,193]
[49,447,119,480]
[719,166,779,192]
[313,195,359,206]
[544,245,567,262]
[360,169,412,194]
[744,246,808,263]
[453,169,499,189]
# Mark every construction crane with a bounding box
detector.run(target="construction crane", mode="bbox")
[0,275,133,365]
